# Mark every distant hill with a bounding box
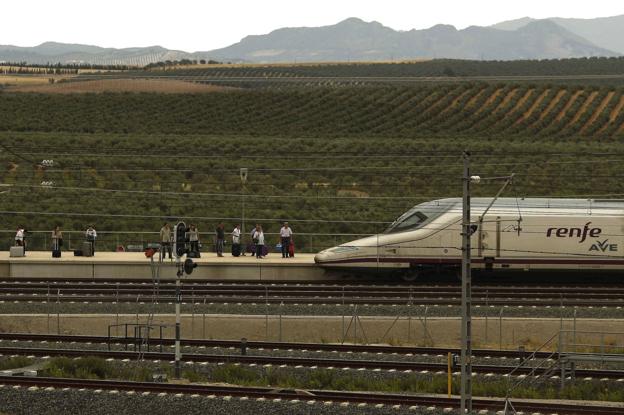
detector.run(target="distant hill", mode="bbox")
[491,15,624,54]
[0,16,621,65]
[206,18,617,62]
[0,42,200,66]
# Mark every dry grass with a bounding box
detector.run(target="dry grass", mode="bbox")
[0,75,74,86]
[6,78,233,94]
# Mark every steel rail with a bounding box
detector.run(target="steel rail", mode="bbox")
[2,294,622,307]
[2,346,623,378]
[0,375,621,414]
[0,332,545,358]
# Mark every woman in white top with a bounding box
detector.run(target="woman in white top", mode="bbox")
[15,227,25,246]
[85,226,97,255]
[252,224,265,259]
[231,224,242,256]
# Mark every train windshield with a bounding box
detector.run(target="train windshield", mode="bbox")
[383,210,429,234]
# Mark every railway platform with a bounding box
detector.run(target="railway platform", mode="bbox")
[0,251,328,280]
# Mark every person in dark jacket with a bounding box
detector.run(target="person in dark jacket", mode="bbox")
[215,223,225,257]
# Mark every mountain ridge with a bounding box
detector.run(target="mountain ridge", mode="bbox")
[0,16,620,65]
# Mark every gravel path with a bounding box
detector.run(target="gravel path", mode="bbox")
[1,301,623,319]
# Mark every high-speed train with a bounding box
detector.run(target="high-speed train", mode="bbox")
[314,198,624,279]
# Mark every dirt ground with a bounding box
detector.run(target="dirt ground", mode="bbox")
[1,314,622,351]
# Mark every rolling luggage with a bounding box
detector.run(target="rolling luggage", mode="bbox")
[74,250,83,256]
[232,243,241,257]
[82,241,93,257]
[288,241,295,258]
[10,246,24,257]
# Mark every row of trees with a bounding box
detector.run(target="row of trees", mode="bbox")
[141,56,624,78]
[1,61,134,71]
[144,59,223,69]
[0,84,622,137]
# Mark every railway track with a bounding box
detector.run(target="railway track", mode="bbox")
[2,345,623,378]
[0,332,551,359]
[0,375,621,415]
[2,281,624,306]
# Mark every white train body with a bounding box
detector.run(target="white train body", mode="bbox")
[314,198,624,274]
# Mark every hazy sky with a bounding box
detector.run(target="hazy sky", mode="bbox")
[3,0,622,51]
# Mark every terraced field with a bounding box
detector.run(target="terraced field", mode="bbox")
[140,57,624,78]
[1,84,623,137]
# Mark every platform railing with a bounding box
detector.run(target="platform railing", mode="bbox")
[0,230,373,253]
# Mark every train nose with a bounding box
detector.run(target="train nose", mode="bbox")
[314,250,331,264]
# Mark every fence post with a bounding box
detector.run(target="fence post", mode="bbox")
[279,301,283,342]
[573,309,577,353]
[423,306,428,346]
[485,290,489,345]
[407,305,412,344]
[499,308,504,350]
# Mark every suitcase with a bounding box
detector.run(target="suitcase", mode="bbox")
[10,246,24,257]
[288,241,295,258]
[74,250,83,256]
[82,241,93,257]
[232,243,241,257]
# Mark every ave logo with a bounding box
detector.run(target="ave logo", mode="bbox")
[589,240,618,252]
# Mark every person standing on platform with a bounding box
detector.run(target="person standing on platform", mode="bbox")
[215,223,225,257]
[85,225,97,255]
[160,223,172,260]
[252,224,265,259]
[15,226,25,254]
[231,224,242,257]
[52,226,63,254]
[188,224,200,255]
[279,222,293,258]
[249,224,258,256]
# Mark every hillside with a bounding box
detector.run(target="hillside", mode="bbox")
[492,15,624,55]
[1,84,623,138]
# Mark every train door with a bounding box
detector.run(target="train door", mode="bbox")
[477,216,501,270]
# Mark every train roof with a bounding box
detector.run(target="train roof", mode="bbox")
[425,198,624,209]
[413,198,624,216]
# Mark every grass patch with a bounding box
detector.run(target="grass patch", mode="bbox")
[41,356,155,382]
[0,356,34,370]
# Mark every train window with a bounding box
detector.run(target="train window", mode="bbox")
[384,211,428,234]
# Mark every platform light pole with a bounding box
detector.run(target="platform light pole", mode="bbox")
[461,151,473,413]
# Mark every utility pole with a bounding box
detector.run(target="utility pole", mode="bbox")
[460,150,473,413]
[174,256,182,378]
[240,168,248,237]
